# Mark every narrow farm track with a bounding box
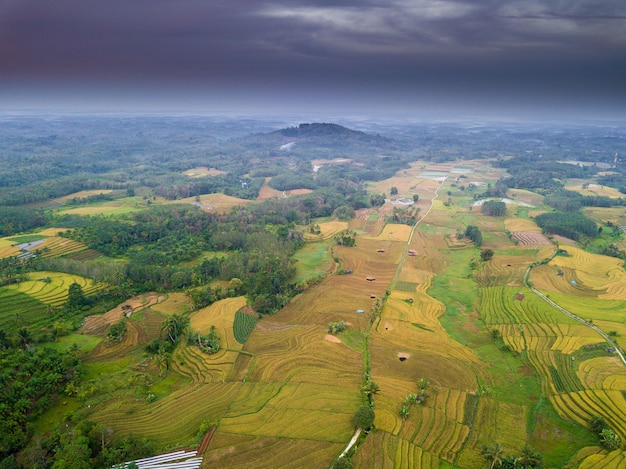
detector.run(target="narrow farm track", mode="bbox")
[391,176,446,289]
[337,175,446,462]
[524,265,626,367]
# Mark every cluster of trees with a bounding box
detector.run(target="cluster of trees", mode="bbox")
[399,378,433,420]
[545,189,626,212]
[188,326,220,354]
[480,443,543,469]
[464,225,483,247]
[0,346,80,463]
[589,415,622,450]
[16,419,155,469]
[0,207,48,236]
[335,230,357,247]
[106,319,127,345]
[327,321,346,334]
[389,206,420,225]
[534,212,597,241]
[482,200,506,216]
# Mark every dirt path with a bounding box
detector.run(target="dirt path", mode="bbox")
[524,265,626,366]
[335,175,447,465]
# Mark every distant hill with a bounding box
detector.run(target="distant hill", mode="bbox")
[276,123,371,139]
[238,122,398,153]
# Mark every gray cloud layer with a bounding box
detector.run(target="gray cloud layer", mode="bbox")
[1,0,624,114]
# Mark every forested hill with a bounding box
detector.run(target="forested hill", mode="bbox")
[241,122,399,152]
[276,123,382,141]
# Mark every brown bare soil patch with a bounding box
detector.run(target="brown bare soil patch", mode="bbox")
[80,293,164,335]
[551,234,577,245]
[257,178,284,200]
[324,334,342,343]
[397,352,411,359]
[198,426,217,454]
[512,232,552,245]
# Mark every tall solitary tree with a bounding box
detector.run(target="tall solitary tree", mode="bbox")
[66,283,86,310]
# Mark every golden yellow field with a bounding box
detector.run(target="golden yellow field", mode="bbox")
[182,166,225,177]
[366,223,413,242]
[257,178,284,200]
[150,292,191,315]
[303,221,348,241]
[565,181,623,198]
[190,296,247,344]
[504,217,542,232]
[60,189,114,200]
[166,193,251,212]
[532,246,626,300]
[584,206,626,225]
[6,271,102,306]
[507,188,543,206]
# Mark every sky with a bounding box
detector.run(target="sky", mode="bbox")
[1,0,625,119]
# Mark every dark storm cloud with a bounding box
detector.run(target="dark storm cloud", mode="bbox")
[1,0,625,114]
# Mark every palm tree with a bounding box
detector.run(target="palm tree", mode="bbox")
[18,327,32,349]
[160,313,189,344]
[399,405,410,420]
[515,445,543,468]
[362,379,380,398]
[0,329,9,349]
[599,428,622,450]
[154,350,169,377]
[481,443,505,469]
[417,377,430,390]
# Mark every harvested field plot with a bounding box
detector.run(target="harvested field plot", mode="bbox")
[90,383,242,446]
[150,292,190,315]
[80,292,164,335]
[366,223,412,242]
[165,193,251,212]
[182,166,225,177]
[190,297,248,349]
[257,177,284,199]
[303,221,348,241]
[246,323,362,386]
[511,232,552,245]
[204,434,342,469]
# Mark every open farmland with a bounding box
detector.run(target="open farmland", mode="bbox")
[5,131,626,469]
[162,193,251,212]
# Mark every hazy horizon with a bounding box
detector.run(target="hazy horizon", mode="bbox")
[2,0,625,121]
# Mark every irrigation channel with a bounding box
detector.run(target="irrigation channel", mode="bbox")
[335,175,447,464]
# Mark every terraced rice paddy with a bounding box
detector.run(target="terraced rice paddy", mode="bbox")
[0,271,103,330]
[43,160,626,468]
[5,271,102,307]
[303,221,348,241]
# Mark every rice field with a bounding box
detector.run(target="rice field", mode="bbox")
[182,167,225,178]
[5,271,102,307]
[26,158,626,468]
[163,193,251,213]
[303,221,349,241]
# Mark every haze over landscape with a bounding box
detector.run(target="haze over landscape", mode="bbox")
[4,2,626,469]
[1,0,625,118]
